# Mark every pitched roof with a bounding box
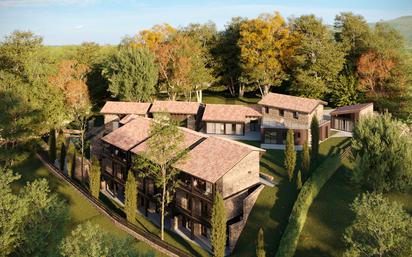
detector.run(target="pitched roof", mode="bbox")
[101,117,151,151]
[149,100,200,115]
[202,104,262,123]
[131,127,205,163]
[173,137,261,183]
[258,93,326,113]
[100,101,151,115]
[119,114,139,125]
[330,103,373,116]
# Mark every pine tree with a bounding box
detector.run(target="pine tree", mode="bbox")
[284,129,296,182]
[48,129,56,162]
[211,192,226,257]
[311,116,320,162]
[89,156,101,198]
[256,227,266,257]
[301,141,310,179]
[296,170,302,191]
[124,171,137,223]
[59,143,66,171]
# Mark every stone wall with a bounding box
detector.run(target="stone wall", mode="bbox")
[220,151,260,198]
[224,190,248,220]
[228,184,264,252]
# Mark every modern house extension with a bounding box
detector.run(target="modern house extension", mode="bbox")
[97,115,266,252]
[201,104,262,140]
[258,93,331,149]
[330,103,373,132]
[149,100,202,130]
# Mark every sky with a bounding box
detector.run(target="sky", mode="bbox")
[0,0,411,45]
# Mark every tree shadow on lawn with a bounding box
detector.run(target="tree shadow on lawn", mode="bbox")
[295,246,334,257]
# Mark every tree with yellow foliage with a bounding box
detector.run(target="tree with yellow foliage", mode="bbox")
[238,12,290,96]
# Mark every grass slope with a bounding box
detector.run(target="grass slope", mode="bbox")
[232,137,350,256]
[296,153,412,257]
[11,155,163,257]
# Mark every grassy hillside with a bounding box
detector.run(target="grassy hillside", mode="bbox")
[371,16,412,49]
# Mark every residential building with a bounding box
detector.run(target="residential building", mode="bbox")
[330,103,373,132]
[149,100,202,130]
[201,104,262,140]
[258,93,331,147]
[97,116,266,252]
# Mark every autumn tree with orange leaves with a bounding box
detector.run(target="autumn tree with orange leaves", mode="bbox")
[50,59,92,183]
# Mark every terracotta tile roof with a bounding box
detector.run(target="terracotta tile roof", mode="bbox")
[173,137,260,183]
[131,127,205,163]
[202,104,262,123]
[100,101,151,115]
[258,93,326,113]
[330,103,373,116]
[150,100,200,115]
[101,117,151,151]
[119,114,138,125]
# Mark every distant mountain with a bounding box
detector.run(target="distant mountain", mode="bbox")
[370,16,412,49]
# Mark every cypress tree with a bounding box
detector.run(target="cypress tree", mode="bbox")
[89,156,101,198]
[296,170,302,191]
[48,129,56,162]
[256,227,266,257]
[59,143,66,171]
[124,171,137,223]
[67,143,76,178]
[301,141,310,179]
[211,192,226,257]
[284,129,296,182]
[311,116,320,162]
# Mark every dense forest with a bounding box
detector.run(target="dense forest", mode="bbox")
[1,11,411,157]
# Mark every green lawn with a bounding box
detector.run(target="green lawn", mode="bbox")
[295,156,412,257]
[232,137,350,257]
[202,91,260,105]
[11,155,163,257]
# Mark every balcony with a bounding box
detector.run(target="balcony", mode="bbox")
[261,118,309,130]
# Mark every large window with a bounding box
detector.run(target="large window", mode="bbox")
[250,119,259,131]
[264,131,277,144]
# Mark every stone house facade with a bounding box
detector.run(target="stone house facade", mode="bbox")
[96,116,266,253]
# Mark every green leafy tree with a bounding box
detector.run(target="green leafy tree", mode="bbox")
[343,192,412,257]
[89,156,101,198]
[334,12,373,70]
[134,113,185,240]
[0,31,68,154]
[296,170,302,191]
[211,192,226,257]
[284,129,296,181]
[124,171,137,223]
[329,74,363,107]
[301,140,310,179]
[60,222,138,257]
[103,46,158,102]
[0,168,68,257]
[212,17,246,96]
[351,113,412,192]
[310,116,320,162]
[48,129,56,162]
[256,227,266,257]
[288,15,345,99]
[59,142,66,171]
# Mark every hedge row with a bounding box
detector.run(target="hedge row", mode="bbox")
[275,152,345,257]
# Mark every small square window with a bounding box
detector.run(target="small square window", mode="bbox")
[293,112,299,119]
[279,109,284,117]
